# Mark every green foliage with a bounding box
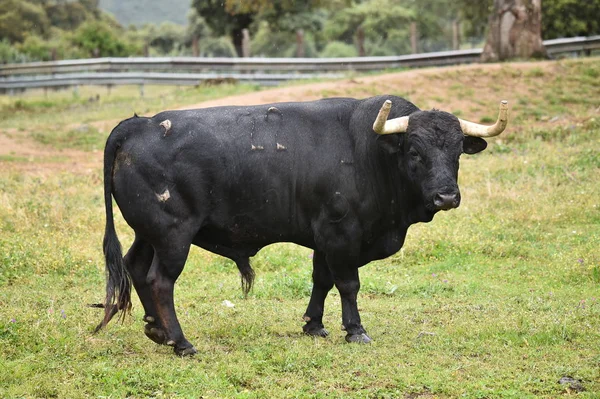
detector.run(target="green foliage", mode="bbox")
[146,22,186,55]
[251,21,319,58]
[193,0,254,42]
[201,37,238,58]
[542,0,600,39]
[0,0,139,61]
[251,21,294,57]
[0,39,26,63]
[186,9,211,43]
[45,1,89,31]
[17,35,54,62]
[3,0,600,62]
[70,21,132,57]
[320,41,358,57]
[324,0,414,44]
[0,0,50,43]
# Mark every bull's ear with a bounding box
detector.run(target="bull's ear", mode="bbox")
[377,134,402,154]
[463,136,487,154]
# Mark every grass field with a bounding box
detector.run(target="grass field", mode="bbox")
[0,58,599,398]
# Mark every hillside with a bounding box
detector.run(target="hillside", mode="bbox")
[98,0,191,26]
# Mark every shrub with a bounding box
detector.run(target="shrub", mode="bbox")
[320,41,358,58]
[70,21,131,57]
[0,39,27,64]
[201,36,237,58]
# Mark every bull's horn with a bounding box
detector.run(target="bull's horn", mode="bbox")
[372,100,409,135]
[459,100,509,137]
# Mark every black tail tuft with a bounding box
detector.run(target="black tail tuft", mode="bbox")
[238,261,255,298]
[101,230,132,325]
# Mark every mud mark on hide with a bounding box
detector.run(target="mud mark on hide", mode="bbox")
[160,119,172,137]
[265,106,282,120]
[113,151,132,175]
[156,188,171,202]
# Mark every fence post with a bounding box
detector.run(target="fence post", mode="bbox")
[356,26,365,57]
[296,30,305,58]
[242,29,251,58]
[410,22,418,54]
[192,36,200,57]
[452,19,461,50]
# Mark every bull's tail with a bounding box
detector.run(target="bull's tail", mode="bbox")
[94,122,132,333]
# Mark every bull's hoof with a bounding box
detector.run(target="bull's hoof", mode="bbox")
[303,321,329,337]
[345,333,372,344]
[303,326,329,337]
[144,324,167,345]
[174,345,197,357]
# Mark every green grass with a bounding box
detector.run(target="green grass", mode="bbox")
[1,59,599,398]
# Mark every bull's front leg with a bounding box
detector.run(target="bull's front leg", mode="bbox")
[331,266,372,343]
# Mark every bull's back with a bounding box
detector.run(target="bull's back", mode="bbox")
[110,99,360,246]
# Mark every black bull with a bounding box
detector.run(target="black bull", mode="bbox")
[96,95,507,356]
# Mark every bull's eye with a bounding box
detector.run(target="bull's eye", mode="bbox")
[409,149,422,163]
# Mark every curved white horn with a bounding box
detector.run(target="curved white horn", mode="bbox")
[459,100,509,138]
[372,100,410,135]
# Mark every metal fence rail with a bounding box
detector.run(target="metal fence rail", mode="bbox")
[1,35,598,92]
[0,72,344,89]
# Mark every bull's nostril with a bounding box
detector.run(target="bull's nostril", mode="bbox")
[434,193,460,210]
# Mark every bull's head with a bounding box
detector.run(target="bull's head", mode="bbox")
[373,100,508,212]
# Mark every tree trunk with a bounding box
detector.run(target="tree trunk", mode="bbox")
[481,0,547,62]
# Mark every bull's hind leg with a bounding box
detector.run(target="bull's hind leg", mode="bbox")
[303,251,334,337]
[148,241,197,356]
[123,236,167,346]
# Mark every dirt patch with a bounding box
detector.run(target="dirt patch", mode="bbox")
[0,128,101,175]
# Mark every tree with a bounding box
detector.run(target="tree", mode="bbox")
[186,9,211,56]
[0,0,50,42]
[481,0,546,61]
[542,0,600,39]
[70,20,131,57]
[147,22,186,55]
[192,0,254,56]
[192,0,336,56]
[323,0,414,55]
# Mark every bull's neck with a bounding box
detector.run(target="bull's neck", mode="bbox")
[378,155,436,229]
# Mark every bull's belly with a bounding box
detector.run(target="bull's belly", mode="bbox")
[196,218,314,251]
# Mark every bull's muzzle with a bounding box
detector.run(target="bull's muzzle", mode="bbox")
[433,192,461,211]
